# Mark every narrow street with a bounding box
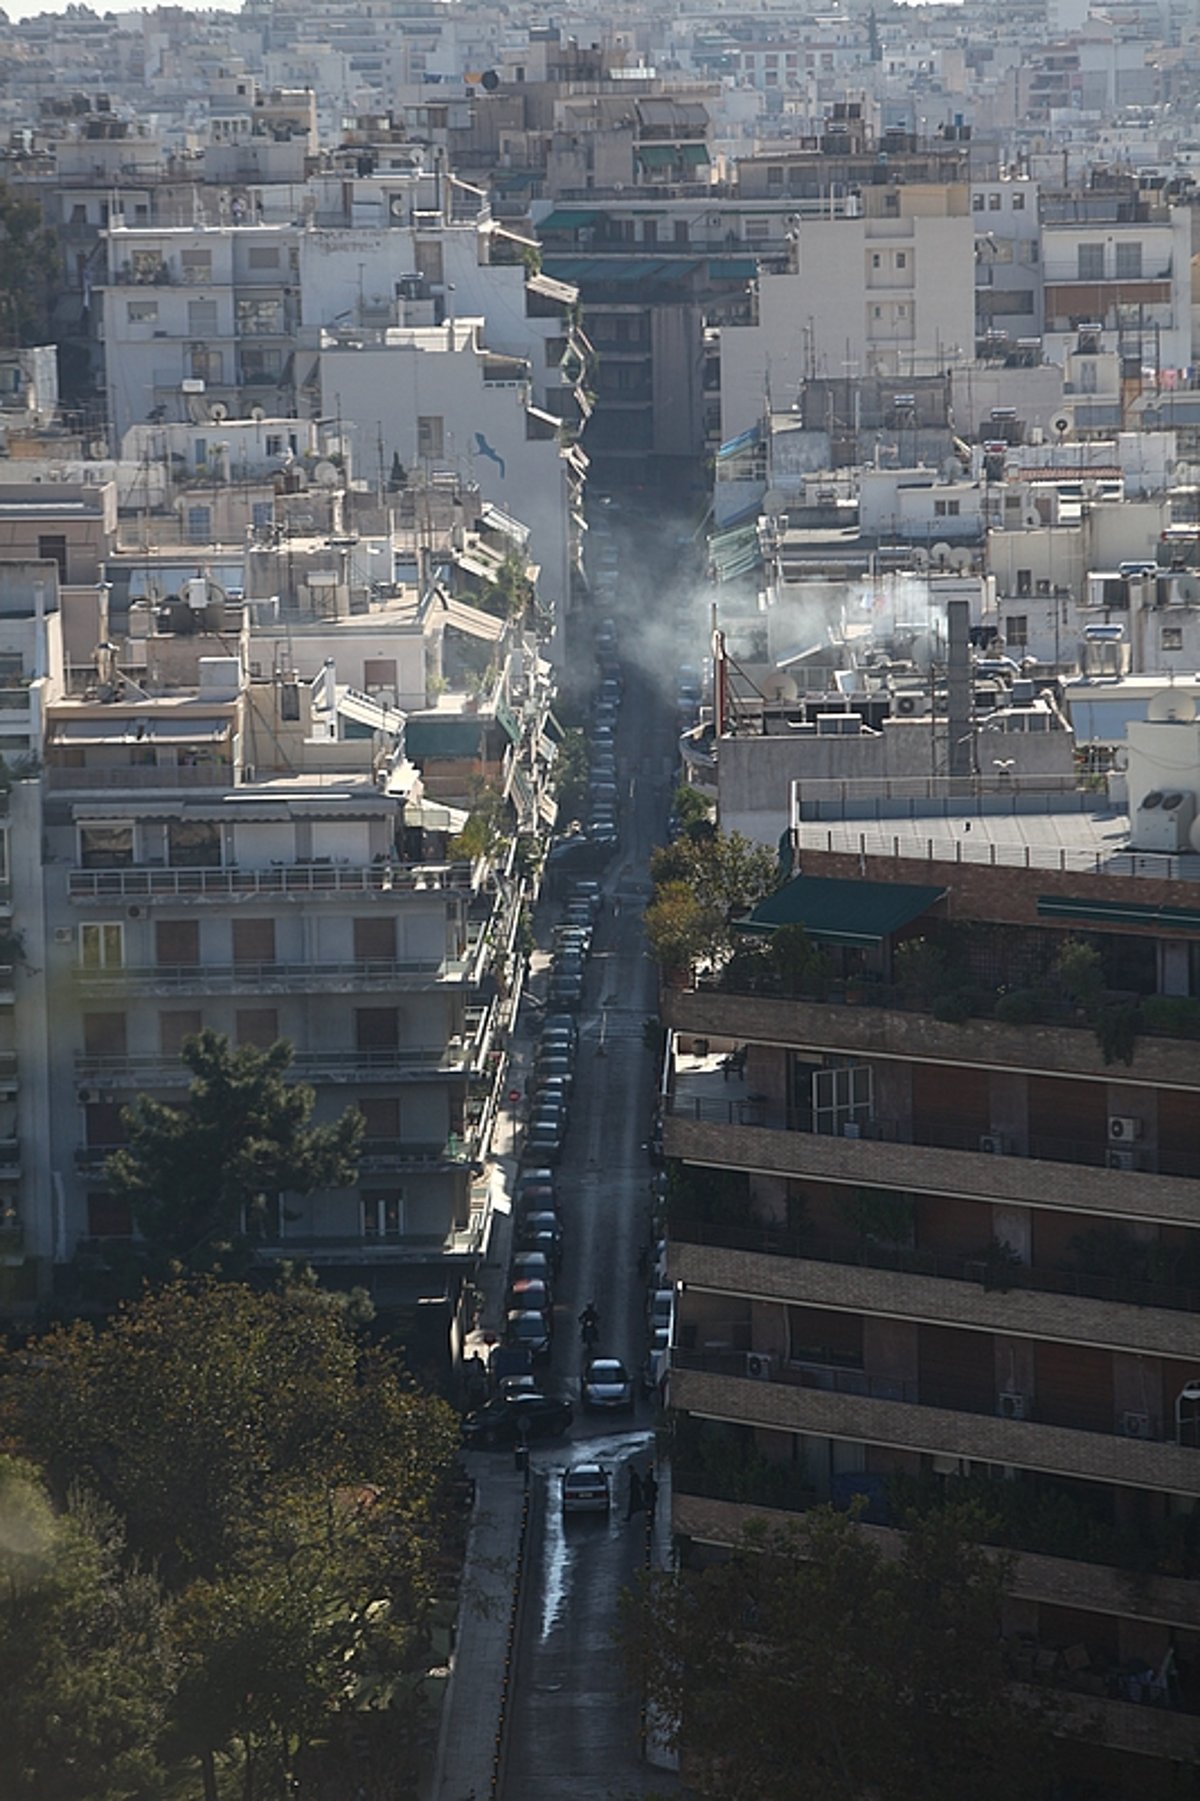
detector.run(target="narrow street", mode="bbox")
[498,511,693,1798]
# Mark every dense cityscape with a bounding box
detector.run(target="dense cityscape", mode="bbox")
[0,0,1199,1794]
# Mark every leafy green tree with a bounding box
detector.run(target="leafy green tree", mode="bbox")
[672,783,712,831]
[0,1456,174,1801]
[643,879,719,981]
[104,1029,363,1270]
[554,726,590,822]
[620,1506,1057,1801]
[1,1280,460,1800]
[648,827,778,973]
[449,780,511,863]
[0,181,58,345]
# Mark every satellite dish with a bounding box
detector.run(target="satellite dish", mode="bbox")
[313,460,339,487]
[209,402,228,423]
[1023,508,1041,529]
[1053,415,1070,437]
[481,68,500,90]
[911,546,929,569]
[250,405,267,423]
[951,548,972,572]
[762,488,786,515]
[931,541,953,566]
[1146,689,1197,723]
[89,437,108,459]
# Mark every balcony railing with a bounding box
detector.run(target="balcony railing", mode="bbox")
[666,1093,1200,1181]
[671,1214,1200,1316]
[75,956,470,991]
[69,862,475,902]
[49,765,235,792]
[77,1045,471,1085]
[359,1135,472,1170]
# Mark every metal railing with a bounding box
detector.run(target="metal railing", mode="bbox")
[793,819,1197,880]
[76,1045,470,1084]
[74,956,469,989]
[68,862,475,901]
[49,765,235,792]
[666,1093,1200,1180]
[671,1215,1200,1316]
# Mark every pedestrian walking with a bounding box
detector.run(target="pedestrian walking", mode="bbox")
[642,1467,659,1521]
[625,1467,644,1520]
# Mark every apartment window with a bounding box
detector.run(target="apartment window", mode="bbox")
[126,298,158,324]
[362,1190,404,1238]
[186,505,212,544]
[417,415,444,460]
[988,192,1001,211]
[873,305,882,319]
[167,820,222,868]
[237,297,283,336]
[872,252,881,269]
[236,1008,278,1048]
[1115,240,1143,279]
[745,220,770,241]
[279,682,300,721]
[1016,567,1033,597]
[189,347,223,383]
[240,347,282,382]
[811,1063,872,1136]
[355,1007,399,1051]
[181,248,212,280]
[156,919,199,966]
[37,535,67,581]
[896,251,906,269]
[85,1100,126,1149]
[973,193,985,211]
[1077,242,1104,280]
[363,657,397,694]
[358,1096,400,1139]
[767,164,784,189]
[1005,615,1029,647]
[187,298,219,335]
[79,922,124,970]
[160,1009,202,1056]
[248,245,279,269]
[788,1306,864,1369]
[674,219,689,246]
[1011,191,1025,210]
[1162,625,1184,651]
[935,498,960,517]
[353,917,395,963]
[83,1012,127,1058]
[80,822,133,869]
[414,240,444,284]
[232,917,275,964]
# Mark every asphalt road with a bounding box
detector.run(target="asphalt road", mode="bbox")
[500,514,690,1800]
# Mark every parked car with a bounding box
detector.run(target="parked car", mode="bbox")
[567,880,602,916]
[562,1463,611,1514]
[581,1357,635,1413]
[461,1390,573,1449]
[517,1212,564,1269]
[526,1117,565,1164]
[648,1288,674,1335]
[515,1168,557,1206]
[532,1076,572,1115]
[510,1249,553,1290]
[547,977,583,1013]
[505,1309,552,1362]
[542,1013,578,1044]
[536,1055,575,1092]
[506,1275,553,1317]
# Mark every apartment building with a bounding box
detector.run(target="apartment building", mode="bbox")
[663,733,1200,1793]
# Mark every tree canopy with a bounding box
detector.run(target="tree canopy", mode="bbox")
[645,826,778,977]
[0,1277,461,1799]
[619,1506,1058,1801]
[0,181,58,346]
[104,1029,363,1272]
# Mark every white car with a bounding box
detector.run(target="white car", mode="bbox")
[562,1463,611,1514]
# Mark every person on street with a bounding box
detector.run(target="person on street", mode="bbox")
[625,1467,644,1520]
[643,1467,659,1521]
[579,1301,599,1345]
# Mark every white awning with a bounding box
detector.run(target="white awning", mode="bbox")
[405,799,469,833]
[51,716,231,745]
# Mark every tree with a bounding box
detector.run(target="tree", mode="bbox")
[0,181,58,346]
[648,827,778,974]
[448,781,511,862]
[1,1280,460,1799]
[0,1456,173,1801]
[619,1506,1058,1801]
[554,727,590,823]
[104,1029,363,1271]
[643,879,719,981]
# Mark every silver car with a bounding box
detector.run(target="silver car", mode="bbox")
[582,1357,635,1414]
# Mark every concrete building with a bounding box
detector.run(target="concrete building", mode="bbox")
[664,755,1200,1794]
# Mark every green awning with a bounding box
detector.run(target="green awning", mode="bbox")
[1037,895,1200,933]
[709,257,758,280]
[636,145,676,168]
[495,696,521,745]
[680,142,710,165]
[738,877,947,948]
[538,209,603,231]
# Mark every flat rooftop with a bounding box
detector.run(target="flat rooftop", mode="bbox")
[793,805,1200,882]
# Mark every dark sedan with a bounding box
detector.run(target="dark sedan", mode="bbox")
[460,1390,574,1449]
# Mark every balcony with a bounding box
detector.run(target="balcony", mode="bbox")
[664,982,1200,1089]
[664,1099,1200,1228]
[253,1221,485,1264]
[358,1135,473,1172]
[74,956,473,997]
[49,765,235,793]
[68,862,475,904]
[668,1358,1200,1494]
[670,1233,1200,1358]
[76,1044,473,1089]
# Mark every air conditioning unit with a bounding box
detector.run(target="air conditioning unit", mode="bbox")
[998,1390,1027,1420]
[979,1133,1008,1155]
[1108,1115,1142,1142]
[54,927,75,945]
[744,1351,774,1381]
[128,904,144,920]
[894,693,921,717]
[1121,1410,1151,1439]
[1106,1147,1136,1171]
[77,1087,96,1106]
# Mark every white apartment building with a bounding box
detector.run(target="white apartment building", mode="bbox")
[1040,199,1193,376]
[971,175,1043,344]
[719,184,975,439]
